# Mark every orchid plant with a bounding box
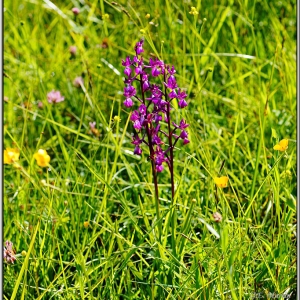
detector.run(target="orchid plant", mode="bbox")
[122,39,190,245]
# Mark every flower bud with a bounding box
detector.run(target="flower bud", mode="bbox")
[213,212,222,223]
[72,7,80,15]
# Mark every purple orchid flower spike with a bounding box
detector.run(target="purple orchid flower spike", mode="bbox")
[121,38,190,192]
[121,38,191,245]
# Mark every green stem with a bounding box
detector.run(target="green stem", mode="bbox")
[139,74,161,242]
[164,73,176,259]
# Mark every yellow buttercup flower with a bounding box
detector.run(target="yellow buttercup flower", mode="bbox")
[84,221,89,228]
[273,139,288,151]
[34,149,51,167]
[4,148,20,164]
[113,116,121,123]
[214,176,229,188]
[189,6,199,15]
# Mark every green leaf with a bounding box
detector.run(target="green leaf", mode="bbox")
[11,220,40,300]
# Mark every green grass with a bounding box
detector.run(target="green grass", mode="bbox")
[4,0,296,299]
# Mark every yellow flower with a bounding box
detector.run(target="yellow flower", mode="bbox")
[21,250,27,257]
[273,139,288,151]
[33,149,50,167]
[84,221,89,228]
[113,116,121,123]
[214,176,229,188]
[102,13,109,20]
[4,148,20,164]
[189,6,199,15]
[145,13,150,19]
[281,170,292,179]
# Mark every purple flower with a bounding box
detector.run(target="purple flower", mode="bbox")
[121,39,190,173]
[177,89,188,108]
[122,57,133,77]
[133,120,142,130]
[124,77,135,85]
[178,98,188,108]
[180,130,188,139]
[167,65,176,75]
[134,146,142,155]
[135,40,144,55]
[135,67,143,76]
[139,115,145,126]
[152,135,162,145]
[154,114,162,123]
[139,104,147,114]
[173,119,189,130]
[122,56,132,67]
[143,81,150,91]
[132,135,142,146]
[72,7,80,15]
[156,164,164,172]
[154,147,166,164]
[149,58,164,68]
[124,98,133,108]
[149,58,165,77]
[142,74,150,91]
[151,125,163,145]
[179,119,189,129]
[168,90,177,99]
[123,85,136,98]
[124,67,132,77]
[133,56,140,64]
[73,76,84,87]
[130,110,140,121]
[152,67,160,77]
[165,75,177,89]
[147,85,163,104]
[47,90,65,104]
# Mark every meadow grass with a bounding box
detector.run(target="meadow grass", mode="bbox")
[3,0,296,299]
